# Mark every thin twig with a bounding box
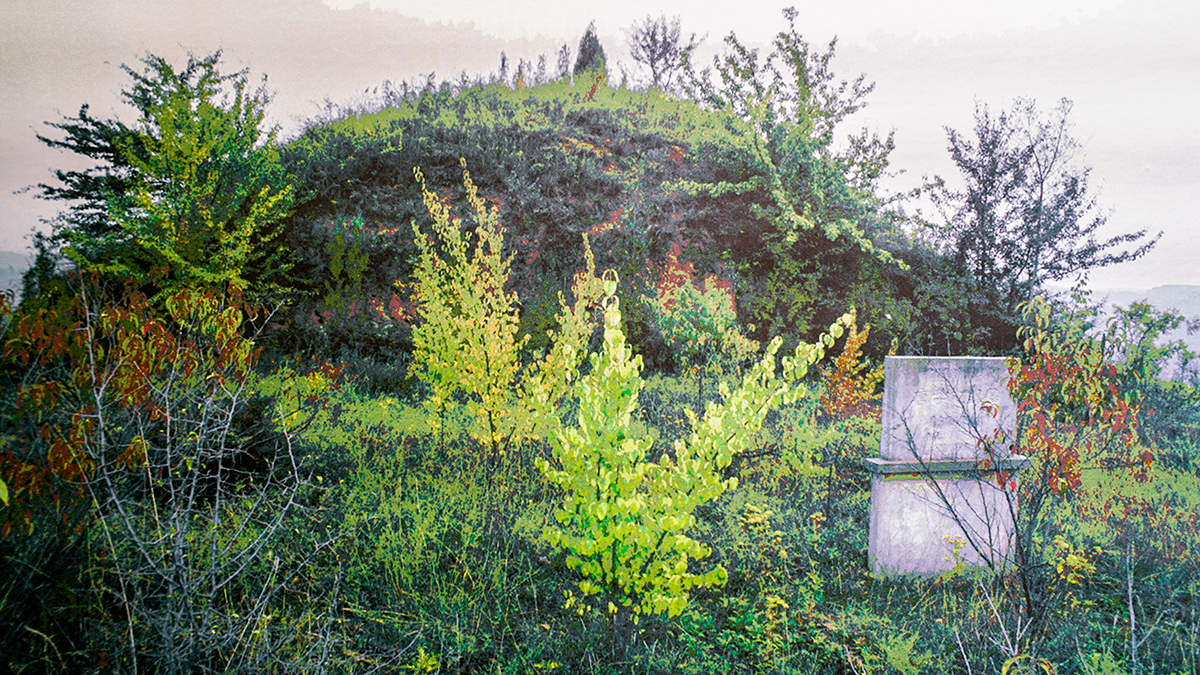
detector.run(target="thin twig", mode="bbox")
[955,628,974,675]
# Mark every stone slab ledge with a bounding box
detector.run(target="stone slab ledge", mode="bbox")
[862,455,1032,476]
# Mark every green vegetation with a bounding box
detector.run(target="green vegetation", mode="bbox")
[32,51,294,303]
[3,13,1194,674]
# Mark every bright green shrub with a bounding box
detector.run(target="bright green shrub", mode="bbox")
[410,162,607,470]
[538,274,851,629]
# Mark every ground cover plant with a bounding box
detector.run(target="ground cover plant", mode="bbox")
[3,12,1196,674]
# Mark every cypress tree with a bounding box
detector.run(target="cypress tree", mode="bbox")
[573,21,607,76]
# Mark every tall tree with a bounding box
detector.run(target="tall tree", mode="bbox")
[34,51,294,299]
[556,43,573,79]
[573,21,607,76]
[625,14,702,92]
[932,98,1158,313]
[677,7,902,343]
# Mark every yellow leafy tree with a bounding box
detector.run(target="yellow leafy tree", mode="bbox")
[411,162,525,463]
[410,160,605,466]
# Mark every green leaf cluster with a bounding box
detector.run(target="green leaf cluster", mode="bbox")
[644,273,758,367]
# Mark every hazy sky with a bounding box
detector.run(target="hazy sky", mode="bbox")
[1,0,1196,290]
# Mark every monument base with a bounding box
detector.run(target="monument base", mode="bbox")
[864,456,1030,576]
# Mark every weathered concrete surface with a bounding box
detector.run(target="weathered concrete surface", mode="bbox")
[868,356,1022,576]
[868,473,1020,575]
[880,356,1016,461]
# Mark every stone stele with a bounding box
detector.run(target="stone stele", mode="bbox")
[865,356,1029,576]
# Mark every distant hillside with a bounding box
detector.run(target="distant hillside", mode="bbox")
[1101,285,1200,319]
[0,251,28,301]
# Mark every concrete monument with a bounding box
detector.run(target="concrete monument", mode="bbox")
[865,356,1030,575]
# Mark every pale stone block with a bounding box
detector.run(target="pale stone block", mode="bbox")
[880,356,1016,461]
[867,471,1022,575]
[866,356,1025,576]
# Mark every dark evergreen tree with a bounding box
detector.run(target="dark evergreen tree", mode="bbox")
[573,22,607,76]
